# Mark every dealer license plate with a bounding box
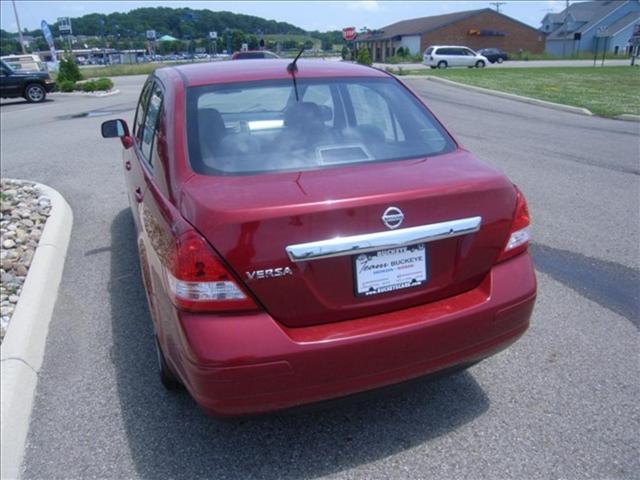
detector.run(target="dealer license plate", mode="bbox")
[354,244,427,296]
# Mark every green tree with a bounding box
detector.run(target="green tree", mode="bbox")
[341,45,350,60]
[356,48,372,66]
[231,29,245,52]
[248,35,259,50]
[0,37,21,56]
[57,53,83,82]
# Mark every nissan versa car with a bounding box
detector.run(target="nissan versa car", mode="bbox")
[101,59,536,416]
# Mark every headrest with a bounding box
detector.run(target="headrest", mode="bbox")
[283,102,324,128]
[198,108,226,140]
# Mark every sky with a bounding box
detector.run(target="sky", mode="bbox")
[1,0,573,33]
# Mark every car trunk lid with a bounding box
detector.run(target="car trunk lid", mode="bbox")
[180,150,516,327]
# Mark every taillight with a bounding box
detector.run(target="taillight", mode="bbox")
[496,187,531,263]
[165,229,258,312]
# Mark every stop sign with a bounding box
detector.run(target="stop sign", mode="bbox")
[342,27,357,42]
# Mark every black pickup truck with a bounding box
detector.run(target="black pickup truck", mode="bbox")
[0,59,56,103]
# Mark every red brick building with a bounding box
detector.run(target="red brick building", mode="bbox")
[355,8,545,62]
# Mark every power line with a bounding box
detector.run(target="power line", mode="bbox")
[490,2,506,14]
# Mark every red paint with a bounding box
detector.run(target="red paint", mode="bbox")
[107,60,536,416]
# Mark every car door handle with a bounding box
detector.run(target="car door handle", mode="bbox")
[125,160,132,170]
[134,187,143,203]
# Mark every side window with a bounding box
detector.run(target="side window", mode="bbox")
[302,84,335,127]
[346,83,404,142]
[140,83,163,166]
[133,81,153,139]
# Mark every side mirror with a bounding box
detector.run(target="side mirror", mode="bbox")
[101,119,133,149]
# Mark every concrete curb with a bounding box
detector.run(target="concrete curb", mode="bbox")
[0,182,73,480]
[408,75,594,116]
[51,88,120,98]
[614,114,640,122]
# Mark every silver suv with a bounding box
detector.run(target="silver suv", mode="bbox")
[423,46,488,69]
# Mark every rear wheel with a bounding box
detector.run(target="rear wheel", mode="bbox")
[497,57,504,64]
[475,60,486,68]
[437,61,447,69]
[155,337,181,390]
[24,83,46,103]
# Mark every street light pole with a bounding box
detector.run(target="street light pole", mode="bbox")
[11,0,27,54]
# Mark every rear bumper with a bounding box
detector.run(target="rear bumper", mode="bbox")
[170,253,536,416]
[44,82,56,93]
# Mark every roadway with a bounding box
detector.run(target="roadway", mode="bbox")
[0,74,638,479]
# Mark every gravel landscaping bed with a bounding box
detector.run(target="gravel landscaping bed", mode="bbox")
[0,179,51,342]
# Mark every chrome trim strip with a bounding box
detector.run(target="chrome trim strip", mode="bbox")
[286,216,482,262]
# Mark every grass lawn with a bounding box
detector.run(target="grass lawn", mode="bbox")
[403,66,640,117]
[80,63,163,79]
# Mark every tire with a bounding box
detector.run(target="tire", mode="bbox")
[437,61,447,69]
[475,60,486,68]
[155,337,181,390]
[24,83,46,103]
[497,57,504,64]
[430,66,437,69]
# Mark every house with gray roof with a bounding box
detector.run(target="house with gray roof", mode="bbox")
[541,0,640,55]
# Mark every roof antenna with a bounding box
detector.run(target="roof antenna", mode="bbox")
[287,46,305,102]
[287,46,305,74]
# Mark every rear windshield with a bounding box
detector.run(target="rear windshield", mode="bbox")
[186,77,456,175]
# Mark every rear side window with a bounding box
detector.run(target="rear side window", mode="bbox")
[133,81,153,138]
[425,47,434,55]
[140,84,163,165]
[186,77,455,175]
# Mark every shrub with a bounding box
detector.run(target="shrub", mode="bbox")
[384,53,423,64]
[81,80,97,92]
[341,45,350,61]
[396,46,406,57]
[356,48,372,66]
[57,55,82,83]
[57,80,75,92]
[94,77,114,91]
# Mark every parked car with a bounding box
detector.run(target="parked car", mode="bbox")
[231,50,280,60]
[0,59,56,103]
[423,45,488,68]
[478,48,509,64]
[0,54,47,73]
[101,60,536,416]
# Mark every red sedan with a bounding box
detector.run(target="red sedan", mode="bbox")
[101,59,536,416]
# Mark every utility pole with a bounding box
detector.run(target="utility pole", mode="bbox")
[11,0,27,54]
[489,2,506,14]
[562,0,570,57]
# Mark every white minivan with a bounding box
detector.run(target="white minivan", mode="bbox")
[423,46,488,69]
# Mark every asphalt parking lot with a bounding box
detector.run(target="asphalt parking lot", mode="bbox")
[1,74,639,479]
